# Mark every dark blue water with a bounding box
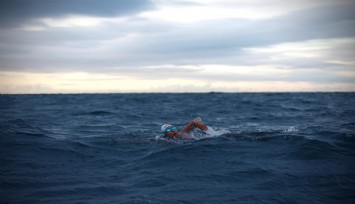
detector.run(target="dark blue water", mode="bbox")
[1,93,354,203]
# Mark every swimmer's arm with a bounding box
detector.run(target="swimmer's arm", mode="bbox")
[194,118,208,131]
[181,118,208,134]
[180,121,196,134]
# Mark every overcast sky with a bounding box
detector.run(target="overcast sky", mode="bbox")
[1,0,355,93]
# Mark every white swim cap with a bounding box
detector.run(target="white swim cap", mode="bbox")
[161,124,172,132]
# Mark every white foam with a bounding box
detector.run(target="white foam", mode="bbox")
[154,126,230,142]
[282,126,298,133]
[193,126,231,139]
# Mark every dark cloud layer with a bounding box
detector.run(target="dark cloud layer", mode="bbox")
[0,0,153,27]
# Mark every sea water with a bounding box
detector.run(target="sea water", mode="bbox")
[0,93,354,203]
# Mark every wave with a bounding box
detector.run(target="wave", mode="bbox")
[0,119,53,139]
[150,125,354,162]
[283,138,346,160]
[27,185,128,200]
[154,126,231,142]
[153,126,302,144]
[72,110,114,116]
[228,167,275,177]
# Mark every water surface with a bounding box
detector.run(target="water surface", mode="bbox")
[1,93,354,203]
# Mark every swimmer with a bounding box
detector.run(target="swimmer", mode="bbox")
[161,117,208,139]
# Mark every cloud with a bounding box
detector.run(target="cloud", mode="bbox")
[1,0,355,93]
[0,0,153,27]
[134,3,355,56]
[2,3,355,69]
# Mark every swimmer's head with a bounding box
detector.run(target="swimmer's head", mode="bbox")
[161,124,172,132]
[161,124,178,138]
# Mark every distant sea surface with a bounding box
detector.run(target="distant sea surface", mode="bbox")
[1,93,354,203]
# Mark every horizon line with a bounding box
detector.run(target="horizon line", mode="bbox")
[1,91,354,95]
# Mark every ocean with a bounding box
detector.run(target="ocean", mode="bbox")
[0,93,354,203]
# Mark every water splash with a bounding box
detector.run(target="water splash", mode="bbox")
[282,126,298,133]
[193,126,231,139]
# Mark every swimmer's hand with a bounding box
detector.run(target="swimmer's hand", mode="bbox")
[193,117,208,131]
[193,117,202,123]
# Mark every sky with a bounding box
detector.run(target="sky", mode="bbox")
[1,0,355,93]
